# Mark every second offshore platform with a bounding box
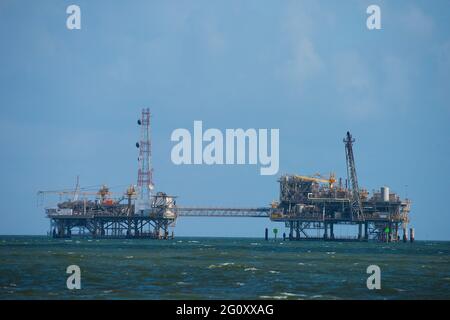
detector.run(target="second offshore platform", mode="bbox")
[39,109,412,242]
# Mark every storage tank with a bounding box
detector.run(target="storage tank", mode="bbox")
[381,186,389,202]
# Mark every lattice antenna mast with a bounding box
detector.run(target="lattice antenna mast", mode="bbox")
[136,108,153,212]
[344,131,364,221]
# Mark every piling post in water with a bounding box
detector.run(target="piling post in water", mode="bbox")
[289,222,293,240]
[330,223,335,239]
[323,222,328,239]
[283,232,286,241]
[410,228,415,242]
[358,223,363,240]
[364,222,369,240]
[403,227,408,242]
[265,228,268,241]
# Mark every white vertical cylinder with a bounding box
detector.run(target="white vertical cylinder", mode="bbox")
[381,186,389,202]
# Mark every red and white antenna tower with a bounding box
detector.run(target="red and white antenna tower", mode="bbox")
[136,108,153,213]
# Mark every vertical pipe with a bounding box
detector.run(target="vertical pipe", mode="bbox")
[264,228,268,241]
[324,222,328,239]
[403,227,408,242]
[410,228,415,242]
[283,232,286,241]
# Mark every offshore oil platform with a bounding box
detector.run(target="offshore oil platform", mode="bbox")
[39,109,412,242]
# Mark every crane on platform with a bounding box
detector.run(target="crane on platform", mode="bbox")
[293,173,336,188]
[37,183,118,203]
[343,131,364,221]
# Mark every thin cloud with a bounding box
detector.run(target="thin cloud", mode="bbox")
[399,5,434,37]
[277,1,325,87]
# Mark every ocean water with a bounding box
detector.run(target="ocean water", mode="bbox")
[0,236,449,300]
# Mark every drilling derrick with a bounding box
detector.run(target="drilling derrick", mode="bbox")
[136,108,153,214]
[344,131,364,221]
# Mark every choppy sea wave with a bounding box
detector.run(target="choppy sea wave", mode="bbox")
[0,236,449,299]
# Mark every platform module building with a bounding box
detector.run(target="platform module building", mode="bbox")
[270,175,411,241]
[46,190,177,239]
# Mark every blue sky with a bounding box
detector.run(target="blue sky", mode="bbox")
[0,0,449,239]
